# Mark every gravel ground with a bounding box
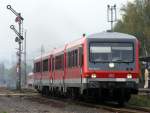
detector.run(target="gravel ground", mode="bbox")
[0,88,112,113]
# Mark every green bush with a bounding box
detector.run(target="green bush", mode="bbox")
[128,95,150,107]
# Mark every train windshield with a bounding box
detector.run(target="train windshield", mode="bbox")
[90,42,134,63]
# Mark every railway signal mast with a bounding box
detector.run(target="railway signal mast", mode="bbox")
[107,4,117,31]
[7,5,24,91]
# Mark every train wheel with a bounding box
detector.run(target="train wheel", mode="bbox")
[68,88,75,99]
[70,88,76,99]
[117,88,125,106]
[66,88,79,99]
[125,93,131,102]
[41,86,49,97]
[45,87,50,96]
[41,87,45,96]
[118,99,125,106]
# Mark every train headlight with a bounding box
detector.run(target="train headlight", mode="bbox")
[91,74,97,78]
[127,74,132,79]
[109,63,115,68]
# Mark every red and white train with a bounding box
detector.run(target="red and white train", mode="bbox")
[33,32,140,104]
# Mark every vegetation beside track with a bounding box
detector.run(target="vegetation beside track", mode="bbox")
[128,95,150,107]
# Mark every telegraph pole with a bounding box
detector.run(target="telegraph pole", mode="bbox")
[24,30,27,86]
[107,4,117,31]
[7,5,24,91]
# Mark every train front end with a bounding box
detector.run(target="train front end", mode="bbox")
[83,32,139,104]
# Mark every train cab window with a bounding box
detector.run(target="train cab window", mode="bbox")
[43,59,48,71]
[35,62,41,72]
[90,42,133,63]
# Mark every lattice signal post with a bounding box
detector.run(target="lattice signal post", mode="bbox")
[107,4,117,31]
[7,5,24,91]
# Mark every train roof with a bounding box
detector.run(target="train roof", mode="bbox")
[66,37,85,50]
[34,46,66,61]
[87,32,137,40]
[52,45,65,56]
[34,32,137,62]
[34,52,51,62]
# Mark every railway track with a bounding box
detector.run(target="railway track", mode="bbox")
[0,88,149,113]
[0,87,38,96]
[0,93,39,96]
[126,106,150,113]
[30,94,150,113]
[73,101,150,113]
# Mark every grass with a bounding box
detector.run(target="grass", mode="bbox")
[128,95,150,107]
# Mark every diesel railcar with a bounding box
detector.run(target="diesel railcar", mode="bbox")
[33,32,140,105]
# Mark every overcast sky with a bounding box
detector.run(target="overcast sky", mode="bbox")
[0,0,134,66]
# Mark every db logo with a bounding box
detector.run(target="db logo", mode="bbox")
[108,74,115,78]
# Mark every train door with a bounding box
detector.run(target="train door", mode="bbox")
[34,61,42,90]
[40,60,43,88]
[51,57,55,85]
[60,54,65,90]
[60,54,64,86]
[49,56,52,85]
[63,52,66,92]
[79,47,83,88]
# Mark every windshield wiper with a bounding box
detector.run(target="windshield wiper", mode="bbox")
[112,58,122,62]
[112,59,130,64]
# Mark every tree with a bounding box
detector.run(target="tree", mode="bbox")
[114,0,150,56]
[0,62,5,85]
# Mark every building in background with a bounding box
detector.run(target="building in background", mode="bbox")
[27,72,34,88]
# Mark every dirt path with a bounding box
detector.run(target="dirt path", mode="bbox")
[0,88,111,113]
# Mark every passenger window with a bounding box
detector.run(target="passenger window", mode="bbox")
[43,59,48,71]
[74,50,78,67]
[67,49,78,68]
[52,58,54,71]
[49,58,51,71]
[35,62,41,72]
[79,47,83,66]
[55,54,64,70]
